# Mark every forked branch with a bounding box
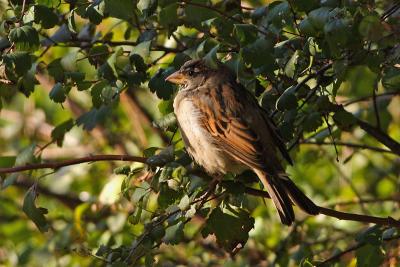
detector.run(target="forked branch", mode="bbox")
[2,155,400,228]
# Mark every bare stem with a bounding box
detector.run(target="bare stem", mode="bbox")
[0,155,147,174]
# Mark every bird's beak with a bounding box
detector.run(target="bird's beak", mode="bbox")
[165,71,186,85]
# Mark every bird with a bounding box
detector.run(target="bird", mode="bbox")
[165,59,319,225]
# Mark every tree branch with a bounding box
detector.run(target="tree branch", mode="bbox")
[244,186,400,228]
[14,179,83,209]
[4,154,400,228]
[300,140,396,154]
[342,91,399,106]
[355,118,400,156]
[317,234,400,266]
[0,155,147,174]
[328,196,400,207]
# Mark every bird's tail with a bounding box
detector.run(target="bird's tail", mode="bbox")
[255,170,319,226]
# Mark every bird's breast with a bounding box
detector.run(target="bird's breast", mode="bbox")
[173,95,244,174]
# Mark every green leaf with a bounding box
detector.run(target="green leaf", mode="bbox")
[65,72,85,83]
[178,194,190,211]
[76,106,110,131]
[36,0,59,7]
[2,174,18,190]
[130,54,147,73]
[356,244,384,267]
[356,226,383,245]
[132,182,150,203]
[85,3,104,25]
[148,68,176,100]
[203,44,220,70]
[132,41,151,60]
[34,5,58,29]
[241,38,275,69]
[266,1,290,26]
[276,86,297,111]
[202,206,254,253]
[163,221,184,245]
[299,18,318,36]
[67,10,77,34]
[51,119,74,146]
[147,146,175,167]
[359,15,383,41]
[303,112,323,132]
[22,186,50,232]
[183,1,218,30]
[159,3,179,30]
[308,7,332,30]
[137,0,157,17]
[332,108,356,130]
[153,112,177,129]
[292,0,319,12]
[20,67,36,97]
[149,224,166,242]
[104,0,134,20]
[47,58,65,82]
[157,100,173,115]
[3,51,32,79]
[158,183,182,209]
[49,82,68,103]
[129,203,143,225]
[15,144,36,166]
[284,50,300,78]
[233,24,258,45]
[9,26,39,51]
[382,68,400,91]
[0,156,16,168]
[90,80,115,108]
[324,18,350,56]
[88,45,110,66]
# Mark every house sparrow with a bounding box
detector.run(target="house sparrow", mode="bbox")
[165,59,319,225]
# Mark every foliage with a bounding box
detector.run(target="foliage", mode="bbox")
[1,0,400,266]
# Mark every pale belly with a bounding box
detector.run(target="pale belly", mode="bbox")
[174,97,245,175]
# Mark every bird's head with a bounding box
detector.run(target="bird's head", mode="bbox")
[165,59,216,89]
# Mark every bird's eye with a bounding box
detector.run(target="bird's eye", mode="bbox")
[188,70,194,76]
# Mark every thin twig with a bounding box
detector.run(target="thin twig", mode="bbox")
[244,186,400,228]
[14,179,83,209]
[0,155,147,174]
[317,234,400,266]
[342,91,399,106]
[328,196,400,207]
[323,114,339,162]
[355,118,400,156]
[287,0,301,35]
[300,140,396,154]
[372,87,381,129]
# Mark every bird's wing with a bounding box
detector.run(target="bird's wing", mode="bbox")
[261,110,293,165]
[194,83,281,173]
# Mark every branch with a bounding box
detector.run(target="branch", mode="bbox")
[14,179,83,209]
[0,155,147,174]
[329,196,400,207]
[317,234,400,266]
[342,91,399,106]
[4,154,400,228]
[244,186,400,228]
[300,140,396,154]
[355,118,400,156]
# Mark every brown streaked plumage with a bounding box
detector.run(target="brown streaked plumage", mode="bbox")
[166,59,319,225]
